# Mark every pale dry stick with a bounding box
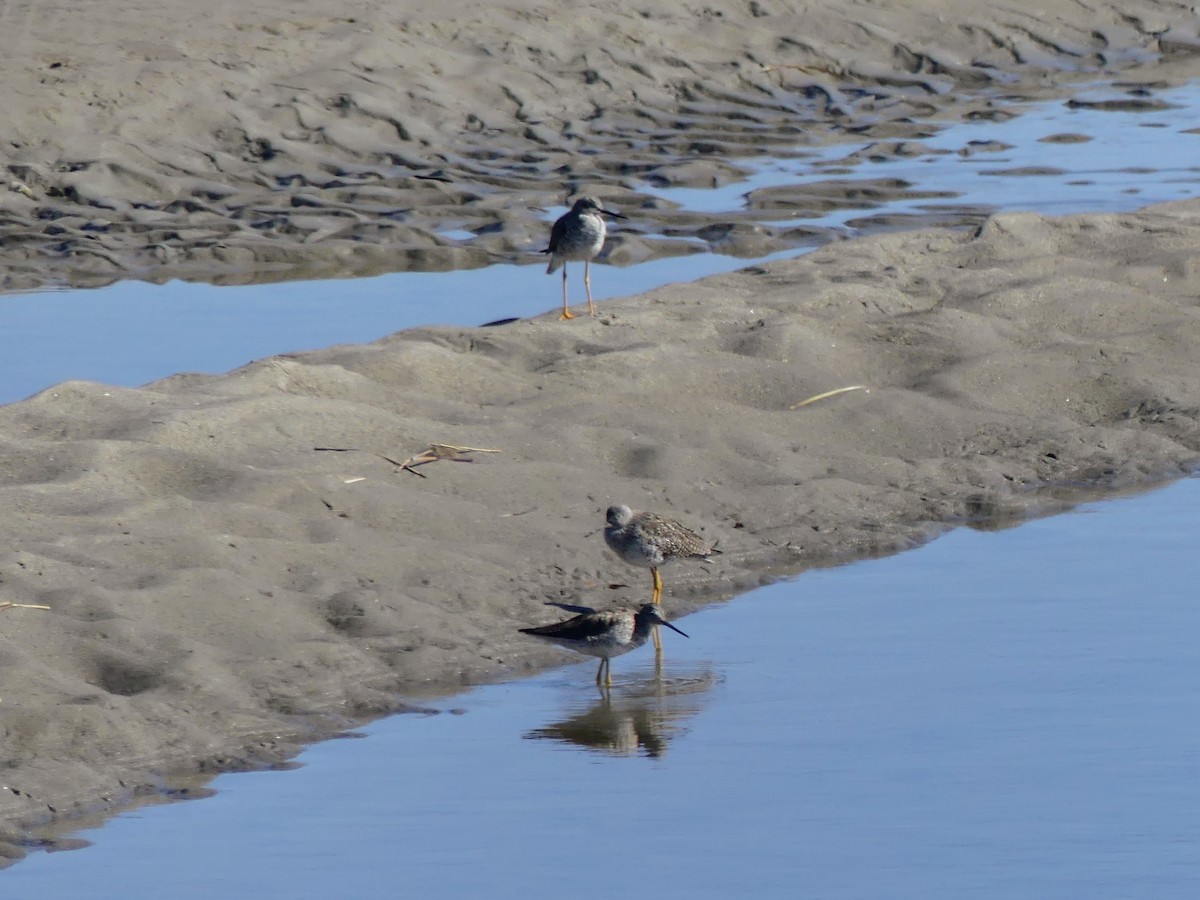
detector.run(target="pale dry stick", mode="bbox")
[315,446,424,476]
[790,385,869,410]
[0,602,51,612]
[396,443,501,476]
[418,443,502,461]
[314,443,501,477]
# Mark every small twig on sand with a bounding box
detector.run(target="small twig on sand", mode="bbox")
[394,443,502,477]
[0,602,51,612]
[314,443,501,477]
[315,446,419,474]
[790,385,869,410]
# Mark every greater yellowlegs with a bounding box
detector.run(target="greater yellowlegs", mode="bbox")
[604,504,718,606]
[543,196,625,320]
[519,602,688,687]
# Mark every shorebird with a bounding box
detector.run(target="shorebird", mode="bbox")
[543,196,625,320]
[519,602,688,687]
[604,504,719,605]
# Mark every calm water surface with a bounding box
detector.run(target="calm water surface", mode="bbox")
[8,477,1200,897]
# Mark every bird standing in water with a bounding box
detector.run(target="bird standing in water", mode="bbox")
[543,196,626,320]
[519,602,689,688]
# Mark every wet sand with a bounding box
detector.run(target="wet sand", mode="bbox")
[2,0,1200,859]
[4,0,1200,289]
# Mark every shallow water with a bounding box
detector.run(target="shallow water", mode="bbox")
[2,84,1199,405]
[645,84,1200,222]
[8,476,1199,897]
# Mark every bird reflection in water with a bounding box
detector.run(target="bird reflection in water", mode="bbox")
[523,662,717,758]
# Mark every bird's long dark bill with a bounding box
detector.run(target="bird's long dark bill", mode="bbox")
[600,208,626,219]
[661,621,689,638]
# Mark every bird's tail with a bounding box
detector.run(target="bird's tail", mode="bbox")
[543,601,597,614]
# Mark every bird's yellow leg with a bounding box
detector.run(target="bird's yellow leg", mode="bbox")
[584,260,596,317]
[651,567,664,650]
[595,658,612,689]
[560,267,575,320]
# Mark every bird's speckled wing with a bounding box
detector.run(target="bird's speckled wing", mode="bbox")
[631,511,714,558]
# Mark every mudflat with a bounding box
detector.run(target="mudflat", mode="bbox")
[1,0,1199,859]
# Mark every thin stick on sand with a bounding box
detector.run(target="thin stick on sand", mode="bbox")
[790,385,869,410]
[0,602,51,612]
[314,443,501,477]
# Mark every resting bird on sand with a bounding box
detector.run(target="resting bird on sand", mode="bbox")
[543,196,626,320]
[520,602,688,687]
[603,504,719,607]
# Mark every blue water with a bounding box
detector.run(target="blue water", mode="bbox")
[0,251,777,406]
[8,477,1200,897]
[645,84,1200,223]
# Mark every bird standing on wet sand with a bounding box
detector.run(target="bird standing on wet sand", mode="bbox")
[604,504,719,607]
[543,196,626,320]
[519,602,689,687]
